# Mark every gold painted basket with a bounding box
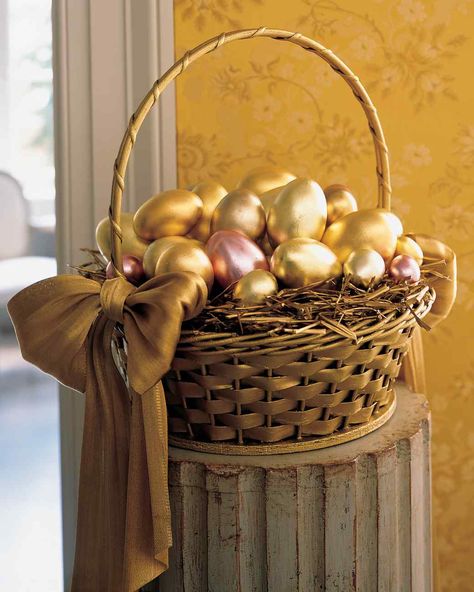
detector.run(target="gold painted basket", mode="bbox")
[109,28,435,454]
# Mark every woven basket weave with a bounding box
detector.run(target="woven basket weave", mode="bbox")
[109,28,434,454]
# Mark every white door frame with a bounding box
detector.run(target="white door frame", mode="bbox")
[52,1,176,587]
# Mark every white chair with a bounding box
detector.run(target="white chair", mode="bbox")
[0,172,57,329]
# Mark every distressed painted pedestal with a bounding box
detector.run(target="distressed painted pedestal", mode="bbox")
[156,383,431,592]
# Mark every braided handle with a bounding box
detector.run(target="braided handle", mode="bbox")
[109,27,391,274]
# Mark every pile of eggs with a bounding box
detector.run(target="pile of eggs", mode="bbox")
[96,166,424,305]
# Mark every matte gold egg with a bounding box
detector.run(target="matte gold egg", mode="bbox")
[154,242,214,291]
[96,212,150,261]
[187,181,228,241]
[322,208,399,263]
[395,235,423,266]
[211,188,266,240]
[271,238,341,288]
[267,178,327,247]
[237,166,296,195]
[143,236,202,278]
[343,248,386,289]
[233,270,278,305]
[133,189,203,240]
[324,184,358,225]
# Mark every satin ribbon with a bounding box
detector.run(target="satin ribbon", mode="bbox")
[399,233,457,393]
[8,272,208,591]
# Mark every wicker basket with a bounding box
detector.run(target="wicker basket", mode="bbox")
[108,28,435,454]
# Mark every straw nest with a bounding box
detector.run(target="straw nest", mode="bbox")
[76,248,437,342]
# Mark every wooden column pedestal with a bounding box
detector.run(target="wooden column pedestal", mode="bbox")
[155,383,431,592]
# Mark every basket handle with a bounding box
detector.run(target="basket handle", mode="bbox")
[109,27,391,275]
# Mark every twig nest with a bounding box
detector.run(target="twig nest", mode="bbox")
[237,165,296,195]
[211,188,266,241]
[267,178,327,247]
[322,208,402,263]
[233,270,278,305]
[271,238,341,288]
[324,184,358,225]
[96,212,150,261]
[133,189,203,240]
[343,248,385,289]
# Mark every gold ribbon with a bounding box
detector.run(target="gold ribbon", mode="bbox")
[8,272,208,591]
[399,233,457,393]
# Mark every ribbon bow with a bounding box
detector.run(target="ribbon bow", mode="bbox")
[8,272,208,591]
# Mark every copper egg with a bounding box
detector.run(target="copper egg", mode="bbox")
[206,230,269,289]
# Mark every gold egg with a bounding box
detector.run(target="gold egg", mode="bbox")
[211,188,266,241]
[133,189,203,240]
[271,238,341,288]
[143,236,202,278]
[155,242,214,291]
[96,212,150,261]
[237,166,296,195]
[259,234,274,256]
[187,181,228,241]
[343,248,386,289]
[324,184,358,225]
[395,235,423,266]
[381,211,404,237]
[233,270,278,305]
[259,186,285,215]
[267,178,327,247]
[322,208,399,263]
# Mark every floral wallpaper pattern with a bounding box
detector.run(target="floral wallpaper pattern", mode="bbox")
[174,1,474,588]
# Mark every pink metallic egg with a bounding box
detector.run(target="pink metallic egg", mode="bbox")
[206,230,269,289]
[106,254,145,285]
[388,255,420,284]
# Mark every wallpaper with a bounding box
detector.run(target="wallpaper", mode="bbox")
[173,1,474,588]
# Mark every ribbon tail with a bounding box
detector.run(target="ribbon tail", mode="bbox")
[123,383,170,591]
[71,315,131,591]
[399,326,427,393]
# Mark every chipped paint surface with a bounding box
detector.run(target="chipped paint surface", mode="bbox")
[158,385,431,592]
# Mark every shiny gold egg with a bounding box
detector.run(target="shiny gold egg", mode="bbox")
[271,238,341,288]
[343,248,386,289]
[96,212,150,261]
[322,208,399,263]
[324,184,358,225]
[259,186,285,214]
[142,236,202,278]
[395,235,423,266]
[211,188,266,241]
[187,181,228,241]
[233,270,278,305]
[381,211,404,237]
[154,242,214,291]
[237,166,296,195]
[267,178,327,247]
[133,189,203,240]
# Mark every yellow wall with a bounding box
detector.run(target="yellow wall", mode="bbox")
[174,2,474,588]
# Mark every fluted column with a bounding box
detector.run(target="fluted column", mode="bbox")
[157,384,431,592]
